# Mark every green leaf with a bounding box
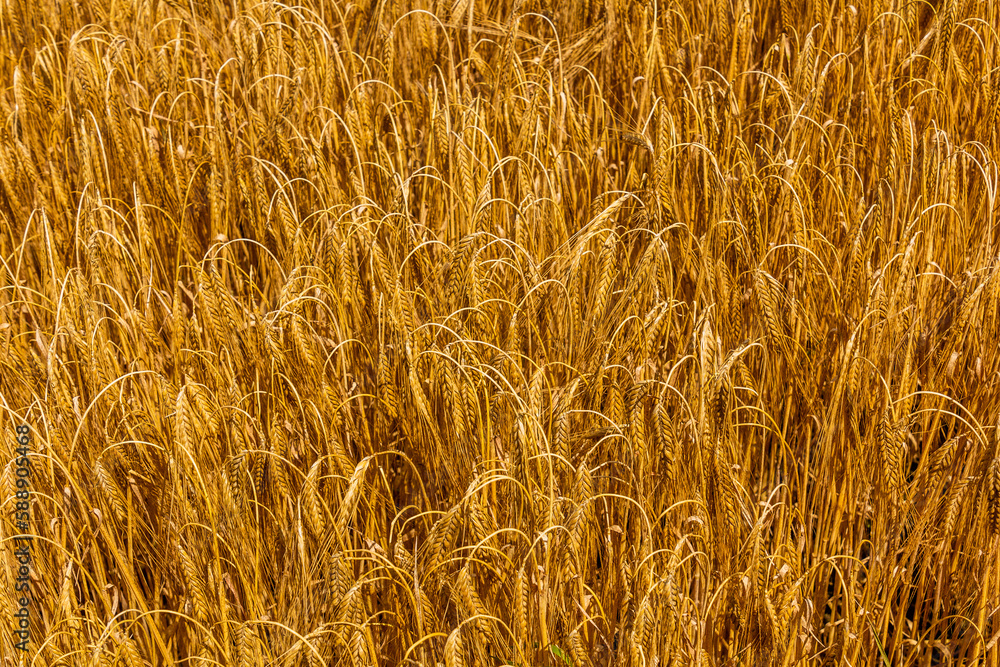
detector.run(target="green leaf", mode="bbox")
[865,614,892,667]
[548,644,573,667]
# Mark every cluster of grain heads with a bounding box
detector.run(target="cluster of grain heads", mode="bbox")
[2,0,1000,664]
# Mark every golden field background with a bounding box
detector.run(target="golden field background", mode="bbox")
[1,0,1000,664]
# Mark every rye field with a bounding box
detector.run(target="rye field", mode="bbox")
[1,0,1000,664]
